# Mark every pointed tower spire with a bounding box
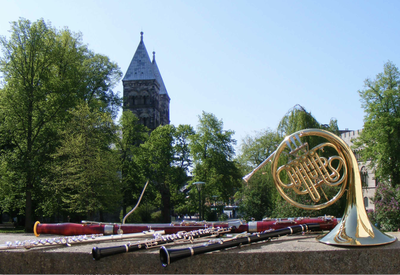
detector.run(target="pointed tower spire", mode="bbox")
[152,51,169,97]
[122,32,170,130]
[123,32,155,81]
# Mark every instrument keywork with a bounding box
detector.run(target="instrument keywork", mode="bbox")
[243,129,397,246]
[92,227,231,260]
[0,230,162,250]
[160,223,320,267]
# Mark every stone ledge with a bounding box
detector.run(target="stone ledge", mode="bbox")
[0,232,399,274]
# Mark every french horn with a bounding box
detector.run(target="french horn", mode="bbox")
[243,128,396,246]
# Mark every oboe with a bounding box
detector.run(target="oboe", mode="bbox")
[92,227,231,260]
[0,230,163,250]
[160,223,321,267]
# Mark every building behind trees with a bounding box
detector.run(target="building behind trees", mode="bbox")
[123,32,170,131]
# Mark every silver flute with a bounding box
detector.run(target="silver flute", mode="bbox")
[0,230,164,250]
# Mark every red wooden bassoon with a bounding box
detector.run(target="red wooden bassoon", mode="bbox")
[33,216,337,236]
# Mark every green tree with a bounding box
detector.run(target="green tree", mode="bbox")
[0,18,121,231]
[189,111,242,219]
[237,105,344,219]
[237,166,278,220]
[277,104,339,137]
[237,128,280,168]
[355,61,400,186]
[277,104,320,136]
[275,105,343,217]
[116,110,149,219]
[236,129,281,220]
[140,124,193,223]
[170,124,195,219]
[44,102,121,220]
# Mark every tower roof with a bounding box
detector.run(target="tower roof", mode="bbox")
[123,33,169,97]
[152,51,169,97]
[123,32,155,81]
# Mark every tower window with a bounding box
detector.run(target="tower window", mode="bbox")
[364,197,369,208]
[360,166,368,187]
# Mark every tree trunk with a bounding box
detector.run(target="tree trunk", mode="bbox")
[161,190,171,223]
[25,188,33,232]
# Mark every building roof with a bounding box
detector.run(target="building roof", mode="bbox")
[123,32,169,98]
[152,52,169,97]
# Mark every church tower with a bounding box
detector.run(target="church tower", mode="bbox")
[123,32,170,131]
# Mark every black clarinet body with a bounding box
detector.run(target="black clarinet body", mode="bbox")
[160,223,321,267]
[93,239,158,260]
[92,227,229,260]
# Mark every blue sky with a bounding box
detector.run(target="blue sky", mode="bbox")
[1,0,400,151]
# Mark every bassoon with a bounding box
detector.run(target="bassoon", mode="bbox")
[33,216,337,236]
[92,227,231,260]
[160,223,320,267]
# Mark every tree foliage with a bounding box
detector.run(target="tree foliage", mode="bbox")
[237,128,280,168]
[189,111,242,219]
[140,124,193,223]
[0,18,121,231]
[44,102,121,220]
[116,110,149,218]
[277,104,320,136]
[236,129,281,220]
[277,104,339,136]
[355,61,400,186]
[237,164,278,220]
[237,105,343,219]
[354,61,400,231]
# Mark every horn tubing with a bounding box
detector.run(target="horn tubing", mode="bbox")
[242,150,276,182]
[160,223,321,267]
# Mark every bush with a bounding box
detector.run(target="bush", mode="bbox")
[151,210,162,223]
[372,182,400,231]
[120,203,159,223]
[219,213,228,221]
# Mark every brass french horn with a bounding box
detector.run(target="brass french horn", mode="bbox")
[244,129,396,246]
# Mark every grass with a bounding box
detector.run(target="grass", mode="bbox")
[0,227,25,233]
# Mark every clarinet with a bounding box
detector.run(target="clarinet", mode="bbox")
[92,227,231,260]
[160,223,320,267]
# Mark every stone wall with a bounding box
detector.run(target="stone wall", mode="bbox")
[0,231,399,274]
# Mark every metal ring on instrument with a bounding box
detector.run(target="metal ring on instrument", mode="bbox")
[248,221,257,233]
[104,225,113,235]
[271,129,348,211]
[33,221,40,237]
